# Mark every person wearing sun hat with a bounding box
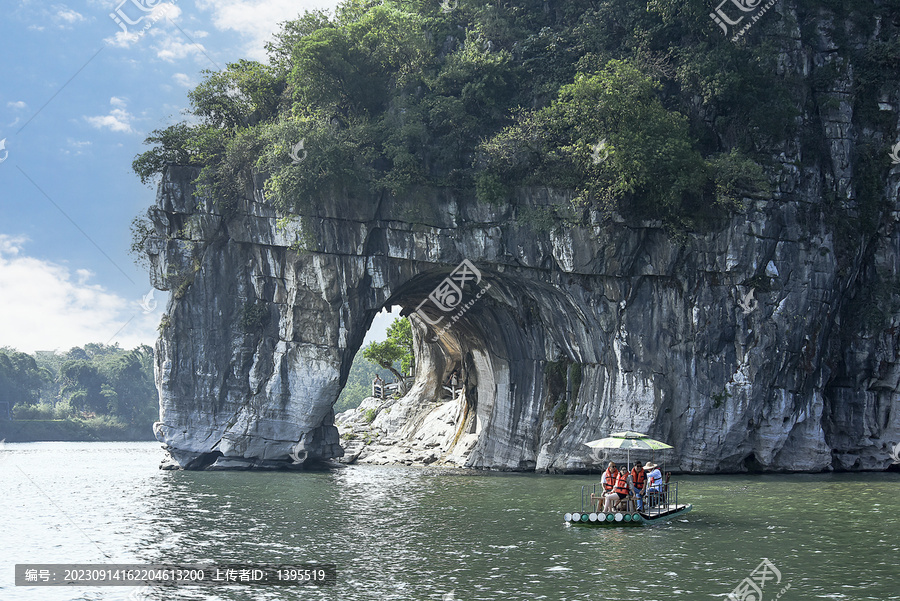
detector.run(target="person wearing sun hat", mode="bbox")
[644,462,662,505]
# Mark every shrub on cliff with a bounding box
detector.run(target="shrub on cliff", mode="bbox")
[131,0,796,231]
[477,59,771,228]
[477,59,709,224]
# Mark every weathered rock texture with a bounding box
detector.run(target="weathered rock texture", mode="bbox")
[147,9,900,472]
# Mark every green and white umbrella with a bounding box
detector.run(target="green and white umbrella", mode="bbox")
[584,431,673,468]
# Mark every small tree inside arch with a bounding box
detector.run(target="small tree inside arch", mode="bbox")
[362,317,414,395]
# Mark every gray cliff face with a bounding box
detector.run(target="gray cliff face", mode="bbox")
[147,11,900,472]
[148,169,900,472]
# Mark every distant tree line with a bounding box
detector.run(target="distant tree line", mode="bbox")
[334,356,392,414]
[0,344,158,436]
[0,319,411,431]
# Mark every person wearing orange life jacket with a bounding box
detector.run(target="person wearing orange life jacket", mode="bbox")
[602,466,632,512]
[630,461,646,510]
[591,462,618,511]
[600,462,619,493]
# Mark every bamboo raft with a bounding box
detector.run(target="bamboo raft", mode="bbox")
[563,481,692,527]
[564,503,692,526]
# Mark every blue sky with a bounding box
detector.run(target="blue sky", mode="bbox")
[0,0,407,354]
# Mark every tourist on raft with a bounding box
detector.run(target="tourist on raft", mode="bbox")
[600,462,618,494]
[630,461,646,510]
[645,462,663,505]
[602,465,632,512]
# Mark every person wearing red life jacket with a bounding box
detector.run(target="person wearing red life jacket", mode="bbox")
[602,466,631,512]
[600,462,618,493]
[630,461,646,510]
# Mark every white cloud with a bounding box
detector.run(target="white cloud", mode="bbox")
[106,29,141,48]
[74,268,93,285]
[85,97,135,133]
[0,235,26,256]
[151,28,211,62]
[172,72,194,87]
[7,101,27,110]
[105,2,182,48]
[64,138,93,156]
[0,235,162,355]
[196,0,336,61]
[54,5,86,26]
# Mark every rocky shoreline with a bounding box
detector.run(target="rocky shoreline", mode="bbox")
[335,393,469,468]
[335,393,900,473]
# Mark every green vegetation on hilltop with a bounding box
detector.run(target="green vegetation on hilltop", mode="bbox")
[132,0,898,235]
[0,344,158,441]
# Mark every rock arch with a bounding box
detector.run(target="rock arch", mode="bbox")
[148,166,900,472]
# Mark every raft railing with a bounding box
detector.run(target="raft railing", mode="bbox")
[580,480,683,518]
[643,481,680,518]
[581,483,602,513]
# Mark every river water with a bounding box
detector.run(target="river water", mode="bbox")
[1,442,898,600]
